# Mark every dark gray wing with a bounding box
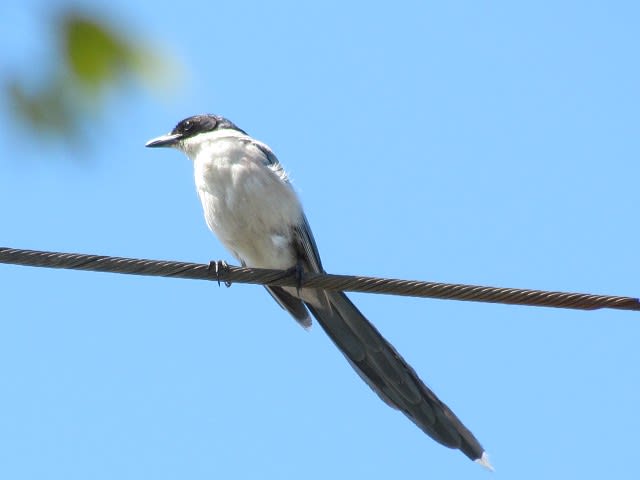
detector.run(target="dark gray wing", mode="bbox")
[252,140,323,273]
[292,214,323,273]
[249,140,321,327]
[264,286,311,328]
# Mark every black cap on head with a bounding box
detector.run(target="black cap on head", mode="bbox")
[171,114,246,138]
[146,114,246,148]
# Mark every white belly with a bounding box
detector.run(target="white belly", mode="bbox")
[193,140,303,269]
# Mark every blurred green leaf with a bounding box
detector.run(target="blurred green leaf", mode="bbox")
[3,8,179,148]
[64,14,131,89]
[5,76,78,137]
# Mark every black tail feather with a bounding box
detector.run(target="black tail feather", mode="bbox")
[306,291,485,462]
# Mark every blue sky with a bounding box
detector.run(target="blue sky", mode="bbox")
[1,1,639,478]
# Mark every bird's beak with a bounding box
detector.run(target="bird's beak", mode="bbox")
[145,133,183,148]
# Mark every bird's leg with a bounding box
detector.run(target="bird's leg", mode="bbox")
[293,261,304,296]
[280,261,304,295]
[207,260,232,288]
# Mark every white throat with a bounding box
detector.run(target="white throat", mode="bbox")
[178,128,250,160]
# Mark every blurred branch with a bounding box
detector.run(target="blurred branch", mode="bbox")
[3,8,177,146]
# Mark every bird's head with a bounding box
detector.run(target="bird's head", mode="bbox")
[145,114,246,154]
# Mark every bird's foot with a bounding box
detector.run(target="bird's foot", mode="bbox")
[280,262,304,295]
[208,260,232,287]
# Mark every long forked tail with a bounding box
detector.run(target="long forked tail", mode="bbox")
[305,290,492,468]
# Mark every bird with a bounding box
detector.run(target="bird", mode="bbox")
[146,114,492,469]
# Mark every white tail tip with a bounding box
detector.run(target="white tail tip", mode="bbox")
[474,452,494,472]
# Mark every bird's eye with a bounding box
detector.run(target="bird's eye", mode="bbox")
[183,121,192,131]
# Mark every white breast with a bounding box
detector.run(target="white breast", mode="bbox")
[186,131,303,270]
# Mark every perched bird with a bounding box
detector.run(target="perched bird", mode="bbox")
[146,114,492,469]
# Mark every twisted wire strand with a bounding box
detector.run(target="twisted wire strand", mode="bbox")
[1,246,638,312]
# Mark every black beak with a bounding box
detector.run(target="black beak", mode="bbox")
[145,133,183,148]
